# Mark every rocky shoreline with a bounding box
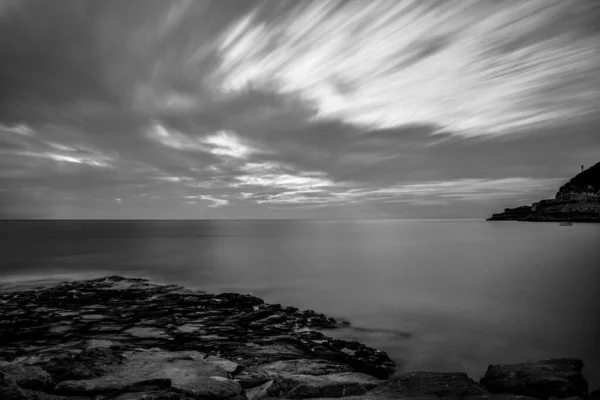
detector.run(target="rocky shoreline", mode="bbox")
[488,161,600,222]
[0,276,597,400]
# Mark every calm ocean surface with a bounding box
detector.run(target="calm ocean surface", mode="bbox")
[1,219,599,388]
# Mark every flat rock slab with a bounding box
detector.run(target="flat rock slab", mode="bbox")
[480,358,589,399]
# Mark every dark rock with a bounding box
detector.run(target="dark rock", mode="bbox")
[233,369,271,389]
[55,349,244,399]
[256,359,355,376]
[55,377,172,395]
[480,358,588,399]
[267,372,382,399]
[245,380,274,400]
[43,356,97,382]
[111,391,188,400]
[0,371,28,400]
[366,372,487,398]
[0,364,53,390]
[309,395,538,400]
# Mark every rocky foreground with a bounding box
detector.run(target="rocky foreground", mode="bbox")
[0,276,597,400]
[488,161,600,222]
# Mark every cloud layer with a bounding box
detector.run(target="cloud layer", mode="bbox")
[0,0,599,218]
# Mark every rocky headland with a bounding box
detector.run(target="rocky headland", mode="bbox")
[488,161,600,222]
[0,276,597,400]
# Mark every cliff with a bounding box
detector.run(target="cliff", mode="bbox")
[488,161,600,222]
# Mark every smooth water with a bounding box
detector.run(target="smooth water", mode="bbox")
[1,219,599,387]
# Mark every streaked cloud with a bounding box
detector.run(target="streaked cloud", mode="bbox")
[15,151,112,168]
[217,0,600,137]
[0,124,34,136]
[184,194,229,208]
[241,177,563,206]
[234,161,335,190]
[202,131,253,159]
[146,121,254,159]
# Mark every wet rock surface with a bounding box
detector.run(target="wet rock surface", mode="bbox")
[0,276,595,399]
[0,276,394,399]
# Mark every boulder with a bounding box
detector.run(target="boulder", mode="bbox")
[480,358,588,399]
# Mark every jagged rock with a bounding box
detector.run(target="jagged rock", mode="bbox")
[0,276,396,390]
[0,364,53,390]
[267,372,382,399]
[480,358,588,399]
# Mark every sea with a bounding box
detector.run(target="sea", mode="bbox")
[1,219,599,388]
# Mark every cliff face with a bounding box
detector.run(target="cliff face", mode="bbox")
[488,161,600,222]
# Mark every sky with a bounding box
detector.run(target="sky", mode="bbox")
[1,0,599,219]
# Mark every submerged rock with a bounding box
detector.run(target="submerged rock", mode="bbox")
[480,358,589,399]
